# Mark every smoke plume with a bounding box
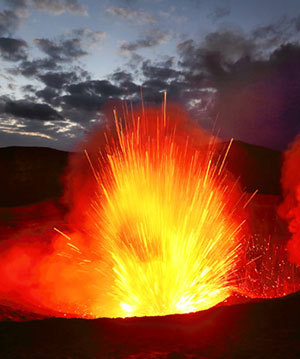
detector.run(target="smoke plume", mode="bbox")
[278,135,300,265]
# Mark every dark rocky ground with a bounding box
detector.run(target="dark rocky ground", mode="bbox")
[0,291,299,358]
[0,143,298,359]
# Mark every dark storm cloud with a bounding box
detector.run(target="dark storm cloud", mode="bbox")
[106,59,187,106]
[12,58,59,77]
[35,87,59,103]
[61,93,103,111]
[108,71,140,97]
[67,80,123,97]
[35,38,87,62]
[4,100,63,121]
[57,79,126,113]
[120,29,170,53]
[178,30,256,75]
[142,59,181,80]
[109,71,133,83]
[39,71,80,89]
[214,43,300,150]
[0,37,28,61]
[142,78,167,90]
[177,29,300,150]
[22,84,36,93]
[3,0,87,16]
[0,5,298,153]
[119,80,139,96]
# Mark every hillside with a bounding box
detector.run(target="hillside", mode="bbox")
[0,141,282,208]
[0,291,299,358]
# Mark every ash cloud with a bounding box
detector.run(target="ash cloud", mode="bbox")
[278,136,300,266]
[177,28,300,150]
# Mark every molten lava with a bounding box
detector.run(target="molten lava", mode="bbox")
[73,102,247,318]
[0,101,254,318]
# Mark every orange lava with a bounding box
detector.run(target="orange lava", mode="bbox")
[66,101,247,318]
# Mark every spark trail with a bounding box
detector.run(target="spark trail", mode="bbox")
[80,101,247,317]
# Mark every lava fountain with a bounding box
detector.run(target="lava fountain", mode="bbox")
[62,100,247,318]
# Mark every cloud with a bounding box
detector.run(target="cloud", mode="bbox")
[71,28,106,45]
[120,29,170,53]
[12,58,60,77]
[0,0,87,42]
[0,37,28,61]
[178,30,256,76]
[142,58,181,80]
[208,7,230,22]
[177,28,300,149]
[67,80,124,97]
[35,37,87,62]
[0,115,84,149]
[38,71,80,89]
[11,32,94,80]
[31,0,87,15]
[109,71,133,83]
[3,0,87,16]
[0,9,23,36]
[106,6,156,25]
[35,87,59,104]
[0,13,299,152]
[61,93,103,112]
[4,99,63,121]
[252,16,299,52]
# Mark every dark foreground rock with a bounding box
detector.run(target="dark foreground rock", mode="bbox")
[0,292,299,359]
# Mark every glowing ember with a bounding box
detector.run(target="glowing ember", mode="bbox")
[76,99,247,318]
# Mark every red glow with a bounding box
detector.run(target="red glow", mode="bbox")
[0,102,299,318]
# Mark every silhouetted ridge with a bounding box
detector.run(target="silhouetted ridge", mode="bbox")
[0,141,281,207]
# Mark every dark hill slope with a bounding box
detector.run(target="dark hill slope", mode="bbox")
[0,142,281,207]
[225,140,282,195]
[0,291,299,358]
[0,146,68,207]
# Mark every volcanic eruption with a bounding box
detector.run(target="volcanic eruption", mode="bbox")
[1,98,300,321]
[50,98,247,318]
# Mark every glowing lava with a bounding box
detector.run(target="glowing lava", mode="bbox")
[80,101,246,318]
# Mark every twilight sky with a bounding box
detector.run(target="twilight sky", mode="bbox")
[0,0,299,151]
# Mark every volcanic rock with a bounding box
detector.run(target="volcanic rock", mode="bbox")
[0,291,299,358]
